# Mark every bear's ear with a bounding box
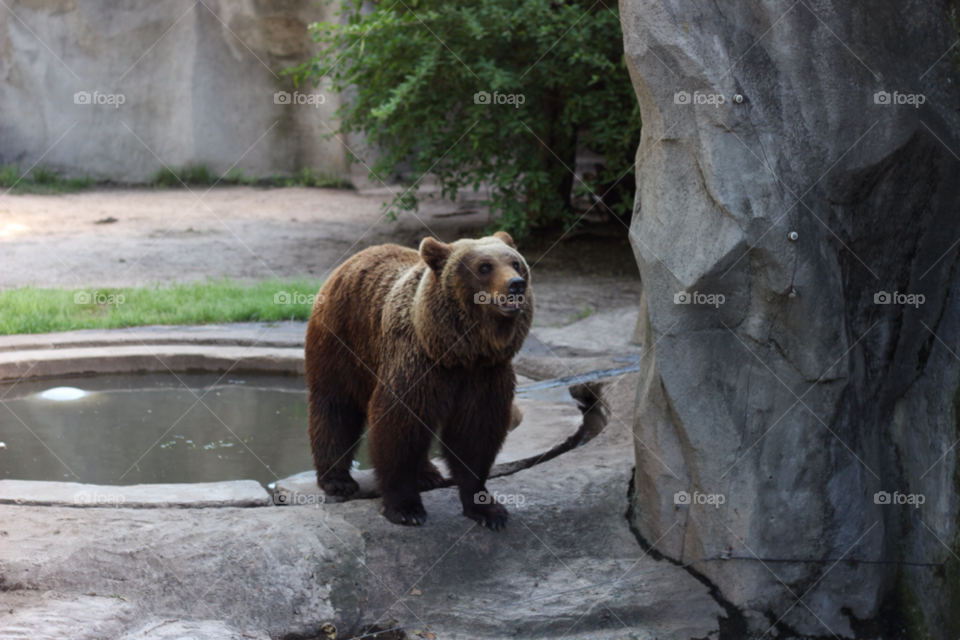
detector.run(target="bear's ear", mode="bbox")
[420,236,451,272]
[493,231,516,249]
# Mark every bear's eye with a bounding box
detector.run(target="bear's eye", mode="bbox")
[512,261,520,271]
[478,263,492,275]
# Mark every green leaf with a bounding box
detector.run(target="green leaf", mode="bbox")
[291,0,640,238]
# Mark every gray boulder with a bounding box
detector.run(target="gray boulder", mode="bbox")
[621,0,960,636]
[0,505,365,638]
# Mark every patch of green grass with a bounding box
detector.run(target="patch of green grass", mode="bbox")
[150,164,259,187]
[150,164,215,187]
[1,162,353,193]
[278,167,354,189]
[150,163,353,190]
[222,168,258,186]
[570,306,594,323]
[0,280,323,336]
[0,164,94,195]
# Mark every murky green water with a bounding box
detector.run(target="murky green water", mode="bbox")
[0,372,574,488]
[0,373,321,488]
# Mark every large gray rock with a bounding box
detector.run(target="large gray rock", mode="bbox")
[0,505,365,638]
[0,592,140,640]
[0,591,272,640]
[621,0,960,636]
[0,0,345,181]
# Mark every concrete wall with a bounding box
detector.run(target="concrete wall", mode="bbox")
[0,0,346,182]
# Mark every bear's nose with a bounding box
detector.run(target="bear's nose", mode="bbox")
[507,277,526,295]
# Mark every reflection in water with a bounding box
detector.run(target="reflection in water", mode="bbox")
[39,386,89,401]
[0,373,331,487]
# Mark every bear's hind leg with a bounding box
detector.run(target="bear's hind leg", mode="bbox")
[309,392,364,497]
[367,384,438,525]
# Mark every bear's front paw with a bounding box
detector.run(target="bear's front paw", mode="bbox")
[463,502,508,531]
[381,501,428,526]
[319,472,360,497]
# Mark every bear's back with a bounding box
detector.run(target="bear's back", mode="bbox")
[309,244,424,376]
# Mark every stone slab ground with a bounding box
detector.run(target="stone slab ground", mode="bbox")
[0,312,728,639]
[0,371,722,640]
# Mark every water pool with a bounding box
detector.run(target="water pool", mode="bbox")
[1,373,316,488]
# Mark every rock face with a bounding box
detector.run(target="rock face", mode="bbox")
[621,0,960,636]
[0,506,365,638]
[0,0,345,181]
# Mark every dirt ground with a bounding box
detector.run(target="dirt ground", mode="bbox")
[0,185,641,328]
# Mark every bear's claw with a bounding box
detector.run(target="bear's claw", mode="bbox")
[381,502,428,526]
[418,464,447,490]
[464,503,508,531]
[319,474,360,497]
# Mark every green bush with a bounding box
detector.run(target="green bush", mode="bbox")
[0,164,20,188]
[223,168,258,186]
[0,164,93,194]
[150,164,215,187]
[290,0,640,237]
[149,164,352,189]
[280,167,354,189]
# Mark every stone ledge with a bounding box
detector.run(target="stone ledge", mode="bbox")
[0,479,271,508]
[0,322,308,353]
[0,345,304,381]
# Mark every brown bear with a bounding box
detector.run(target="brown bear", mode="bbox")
[304,231,532,529]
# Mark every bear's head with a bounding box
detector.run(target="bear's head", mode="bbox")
[416,231,533,365]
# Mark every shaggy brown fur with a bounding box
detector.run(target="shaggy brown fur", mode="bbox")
[305,231,533,529]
